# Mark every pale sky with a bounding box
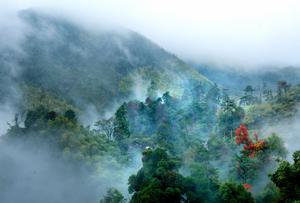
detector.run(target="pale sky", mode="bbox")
[1,0,300,68]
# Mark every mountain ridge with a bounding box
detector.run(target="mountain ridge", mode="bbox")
[0,9,213,115]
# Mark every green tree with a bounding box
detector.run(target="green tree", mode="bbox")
[100,188,126,203]
[244,85,255,96]
[24,106,48,128]
[256,182,280,203]
[262,82,273,101]
[128,148,185,203]
[277,80,289,97]
[64,109,77,122]
[114,103,130,141]
[219,182,255,203]
[184,163,221,203]
[155,120,175,153]
[270,150,300,202]
[217,97,244,138]
[240,85,258,105]
[230,154,258,184]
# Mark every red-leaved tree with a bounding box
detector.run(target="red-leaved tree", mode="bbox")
[235,124,266,158]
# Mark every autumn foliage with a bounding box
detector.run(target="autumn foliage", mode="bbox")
[242,183,252,191]
[235,124,266,158]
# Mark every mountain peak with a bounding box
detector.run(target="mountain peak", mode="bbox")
[3,9,212,113]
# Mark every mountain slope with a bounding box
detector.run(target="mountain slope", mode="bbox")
[192,63,300,96]
[1,10,213,115]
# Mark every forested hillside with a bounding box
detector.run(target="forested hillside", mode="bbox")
[0,9,300,203]
[0,9,211,116]
[193,64,300,95]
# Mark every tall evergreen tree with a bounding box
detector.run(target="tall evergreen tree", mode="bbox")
[114,103,130,141]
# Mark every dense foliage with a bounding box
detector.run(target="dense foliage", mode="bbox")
[1,10,300,203]
[2,79,300,202]
[2,79,299,202]
[270,150,300,203]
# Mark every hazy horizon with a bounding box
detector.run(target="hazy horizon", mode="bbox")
[1,0,300,69]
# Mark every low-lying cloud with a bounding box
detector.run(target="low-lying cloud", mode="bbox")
[1,0,300,69]
[0,139,142,203]
[262,113,300,161]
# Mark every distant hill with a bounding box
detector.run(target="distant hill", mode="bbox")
[0,9,212,115]
[192,64,300,96]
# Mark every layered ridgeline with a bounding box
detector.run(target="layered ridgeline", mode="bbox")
[0,10,219,203]
[0,9,212,116]
[1,9,300,203]
[192,63,300,96]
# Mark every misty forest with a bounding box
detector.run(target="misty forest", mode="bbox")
[1,6,300,203]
